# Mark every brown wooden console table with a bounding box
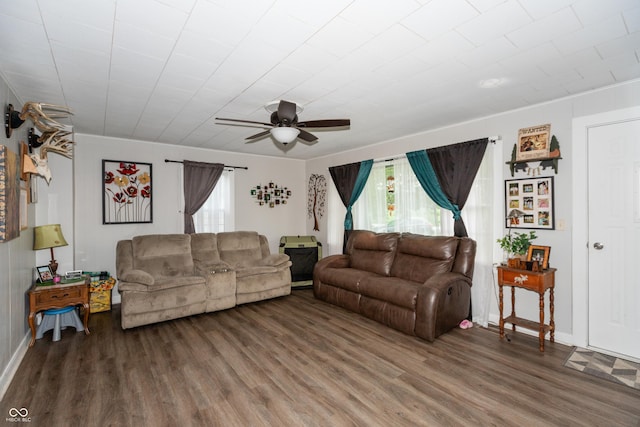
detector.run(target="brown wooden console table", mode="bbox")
[27,277,90,347]
[497,266,556,352]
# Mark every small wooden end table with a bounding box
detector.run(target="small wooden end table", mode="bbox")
[497,266,556,352]
[28,277,91,347]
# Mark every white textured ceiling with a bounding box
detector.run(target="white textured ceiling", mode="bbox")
[1,0,639,159]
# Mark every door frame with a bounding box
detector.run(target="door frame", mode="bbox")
[572,106,640,350]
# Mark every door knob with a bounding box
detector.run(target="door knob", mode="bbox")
[593,242,604,250]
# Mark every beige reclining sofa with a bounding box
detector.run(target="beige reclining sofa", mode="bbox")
[116,231,292,329]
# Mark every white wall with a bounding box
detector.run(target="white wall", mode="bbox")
[0,80,37,400]
[34,154,74,275]
[305,79,640,343]
[73,134,307,303]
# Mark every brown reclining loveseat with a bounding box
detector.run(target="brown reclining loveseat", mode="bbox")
[313,230,476,341]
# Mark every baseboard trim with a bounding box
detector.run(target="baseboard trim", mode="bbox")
[0,331,30,402]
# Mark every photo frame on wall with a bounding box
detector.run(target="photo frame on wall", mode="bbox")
[102,160,152,224]
[516,124,551,161]
[0,145,20,243]
[505,176,554,230]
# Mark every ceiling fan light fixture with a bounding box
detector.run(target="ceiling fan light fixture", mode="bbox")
[265,100,303,115]
[271,127,300,144]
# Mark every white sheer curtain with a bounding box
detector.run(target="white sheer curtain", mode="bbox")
[352,162,388,232]
[459,142,497,327]
[193,171,235,233]
[393,159,449,235]
[353,158,448,235]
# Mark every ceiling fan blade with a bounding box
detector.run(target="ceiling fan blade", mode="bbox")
[245,130,271,142]
[296,119,350,128]
[299,139,318,146]
[277,100,297,123]
[297,129,318,144]
[216,117,273,127]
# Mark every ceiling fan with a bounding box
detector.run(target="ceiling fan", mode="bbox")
[215,100,350,145]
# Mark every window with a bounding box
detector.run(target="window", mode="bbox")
[353,158,451,235]
[192,171,234,233]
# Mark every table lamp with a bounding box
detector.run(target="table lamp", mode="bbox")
[33,224,68,276]
[506,209,525,227]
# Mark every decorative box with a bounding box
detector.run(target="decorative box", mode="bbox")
[84,272,116,313]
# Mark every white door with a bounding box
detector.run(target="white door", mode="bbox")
[588,119,640,360]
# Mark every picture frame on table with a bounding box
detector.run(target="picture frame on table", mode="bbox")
[505,176,554,230]
[527,245,551,270]
[36,265,53,282]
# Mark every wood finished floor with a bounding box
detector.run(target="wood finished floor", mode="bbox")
[2,290,639,427]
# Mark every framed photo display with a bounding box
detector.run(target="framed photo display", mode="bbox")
[505,176,554,230]
[102,160,153,224]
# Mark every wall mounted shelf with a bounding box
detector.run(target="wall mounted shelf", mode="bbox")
[506,135,562,176]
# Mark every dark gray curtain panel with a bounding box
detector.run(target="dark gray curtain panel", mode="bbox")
[427,138,488,237]
[329,160,373,253]
[183,161,224,234]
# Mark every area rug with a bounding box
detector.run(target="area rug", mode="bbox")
[564,347,640,390]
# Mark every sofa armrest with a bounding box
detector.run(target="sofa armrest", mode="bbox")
[414,272,472,342]
[120,269,155,286]
[118,281,150,292]
[422,271,472,290]
[314,254,350,270]
[259,253,291,269]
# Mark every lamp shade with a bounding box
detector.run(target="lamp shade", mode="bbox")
[33,224,68,250]
[507,209,525,219]
[270,127,300,144]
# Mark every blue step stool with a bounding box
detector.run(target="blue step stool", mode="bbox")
[36,306,84,342]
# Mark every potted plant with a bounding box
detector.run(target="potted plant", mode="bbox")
[497,231,537,268]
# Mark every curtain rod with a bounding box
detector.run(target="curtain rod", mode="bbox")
[374,137,498,164]
[164,159,248,170]
[374,157,402,164]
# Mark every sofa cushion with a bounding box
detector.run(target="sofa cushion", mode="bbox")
[120,269,154,286]
[358,276,419,309]
[315,267,380,293]
[122,281,206,314]
[148,276,206,291]
[390,234,459,283]
[217,231,263,266]
[132,234,194,277]
[347,230,399,276]
[190,233,221,266]
[235,265,278,278]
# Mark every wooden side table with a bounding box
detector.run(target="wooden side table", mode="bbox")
[28,277,91,347]
[497,266,556,352]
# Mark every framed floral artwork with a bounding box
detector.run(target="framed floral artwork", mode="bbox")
[102,160,152,224]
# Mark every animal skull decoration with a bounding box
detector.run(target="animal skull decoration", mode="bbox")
[19,102,74,183]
